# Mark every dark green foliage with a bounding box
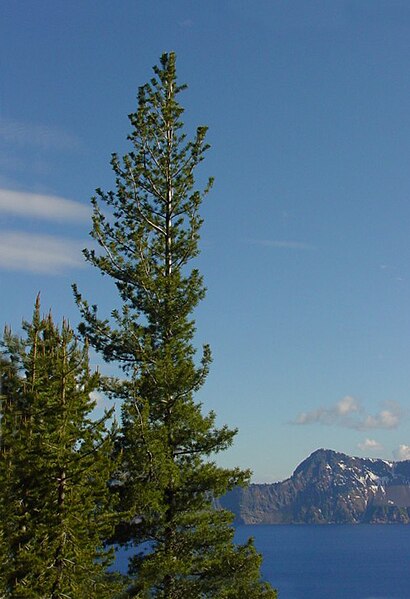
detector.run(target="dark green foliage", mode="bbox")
[0,298,123,598]
[74,53,277,597]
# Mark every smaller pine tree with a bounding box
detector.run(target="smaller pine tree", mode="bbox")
[0,298,123,599]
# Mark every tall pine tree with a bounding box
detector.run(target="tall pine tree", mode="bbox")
[0,298,123,598]
[74,52,277,598]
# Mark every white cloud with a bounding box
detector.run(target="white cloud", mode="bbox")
[0,189,90,222]
[0,231,85,274]
[89,390,120,422]
[358,438,384,452]
[253,239,314,250]
[90,390,104,404]
[394,445,410,461]
[336,395,359,416]
[294,395,360,426]
[0,117,82,152]
[292,397,404,430]
[89,390,113,412]
[362,405,401,430]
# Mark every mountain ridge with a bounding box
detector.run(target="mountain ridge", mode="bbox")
[219,449,410,524]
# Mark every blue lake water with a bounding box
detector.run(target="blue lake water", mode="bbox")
[235,525,410,599]
[115,524,410,598]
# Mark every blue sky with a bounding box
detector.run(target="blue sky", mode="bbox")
[2,0,410,482]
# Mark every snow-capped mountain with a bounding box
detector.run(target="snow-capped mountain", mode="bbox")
[219,449,410,524]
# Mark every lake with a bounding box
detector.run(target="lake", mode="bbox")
[115,524,410,598]
[235,524,410,599]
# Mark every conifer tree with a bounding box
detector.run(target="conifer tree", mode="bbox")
[0,299,123,599]
[74,53,277,598]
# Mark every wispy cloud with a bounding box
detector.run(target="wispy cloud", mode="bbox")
[179,18,193,27]
[0,117,82,152]
[0,231,85,274]
[361,404,402,430]
[394,444,410,461]
[379,263,405,283]
[292,396,403,430]
[0,154,52,176]
[358,438,384,452]
[293,396,360,426]
[251,239,314,250]
[0,189,89,222]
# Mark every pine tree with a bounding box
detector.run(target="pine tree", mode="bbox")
[74,52,277,598]
[0,298,124,598]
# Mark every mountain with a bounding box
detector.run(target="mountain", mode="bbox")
[219,449,410,524]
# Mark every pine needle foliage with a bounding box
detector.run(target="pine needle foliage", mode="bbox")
[73,53,277,598]
[0,298,124,599]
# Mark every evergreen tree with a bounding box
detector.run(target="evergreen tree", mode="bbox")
[0,298,123,598]
[74,53,277,598]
